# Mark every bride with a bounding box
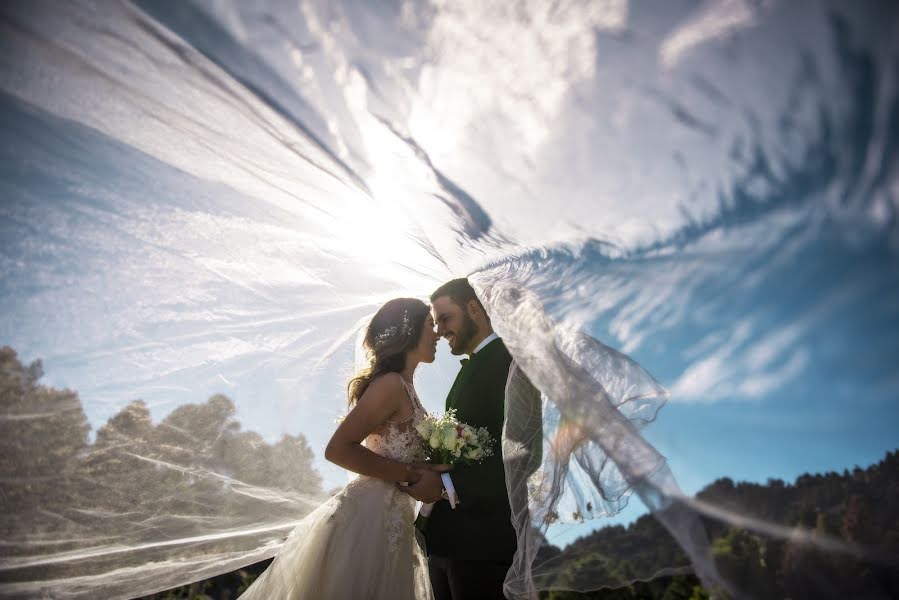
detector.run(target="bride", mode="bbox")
[238,297,444,600]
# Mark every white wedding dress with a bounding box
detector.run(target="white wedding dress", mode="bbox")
[239,378,434,600]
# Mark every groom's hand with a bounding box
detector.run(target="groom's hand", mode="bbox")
[396,469,444,503]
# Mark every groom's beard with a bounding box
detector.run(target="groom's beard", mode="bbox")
[448,313,478,355]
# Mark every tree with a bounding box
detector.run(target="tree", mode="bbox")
[272,433,323,492]
[0,347,90,533]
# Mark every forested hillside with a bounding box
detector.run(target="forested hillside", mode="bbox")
[542,450,899,599]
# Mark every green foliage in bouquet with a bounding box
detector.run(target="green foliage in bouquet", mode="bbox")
[414,409,494,466]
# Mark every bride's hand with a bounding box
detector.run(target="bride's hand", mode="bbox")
[404,466,425,485]
[411,461,453,472]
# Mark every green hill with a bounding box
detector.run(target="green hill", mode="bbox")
[541,450,899,599]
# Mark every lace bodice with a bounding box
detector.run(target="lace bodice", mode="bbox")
[365,377,428,463]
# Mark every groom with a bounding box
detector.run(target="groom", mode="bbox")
[400,278,520,600]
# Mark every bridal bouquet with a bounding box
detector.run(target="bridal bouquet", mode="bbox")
[415,409,494,466]
[414,410,494,528]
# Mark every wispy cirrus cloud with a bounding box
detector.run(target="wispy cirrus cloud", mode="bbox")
[659,0,762,68]
[670,319,809,402]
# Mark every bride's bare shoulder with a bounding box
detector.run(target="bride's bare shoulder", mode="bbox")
[361,372,405,400]
[355,374,407,420]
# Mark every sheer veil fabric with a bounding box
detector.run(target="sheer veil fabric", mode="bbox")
[478,274,725,598]
[1,0,896,598]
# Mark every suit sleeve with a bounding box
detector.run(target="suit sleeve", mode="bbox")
[448,362,543,511]
[444,447,508,510]
[503,362,543,473]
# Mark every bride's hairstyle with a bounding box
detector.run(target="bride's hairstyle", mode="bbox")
[347,297,431,405]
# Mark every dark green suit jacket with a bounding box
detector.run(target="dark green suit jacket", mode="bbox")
[424,337,517,561]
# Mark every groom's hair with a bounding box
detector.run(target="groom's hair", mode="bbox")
[430,278,489,321]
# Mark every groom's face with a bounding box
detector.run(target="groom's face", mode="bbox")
[432,296,479,356]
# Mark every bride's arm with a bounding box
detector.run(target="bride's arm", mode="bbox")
[324,373,420,483]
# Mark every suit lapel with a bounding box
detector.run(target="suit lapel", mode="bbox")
[446,360,472,411]
[444,338,502,412]
[446,358,488,414]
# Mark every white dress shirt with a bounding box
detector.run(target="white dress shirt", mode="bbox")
[470,332,498,356]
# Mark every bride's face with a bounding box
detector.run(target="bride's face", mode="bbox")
[410,313,438,364]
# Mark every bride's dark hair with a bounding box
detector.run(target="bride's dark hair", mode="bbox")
[347,297,431,405]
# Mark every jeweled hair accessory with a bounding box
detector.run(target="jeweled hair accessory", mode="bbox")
[373,309,412,348]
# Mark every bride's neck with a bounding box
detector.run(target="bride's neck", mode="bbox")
[400,362,416,384]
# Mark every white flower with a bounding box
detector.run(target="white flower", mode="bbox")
[441,427,457,451]
[429,434,441,449]
[415,421,432,438]
[464,447,482,460]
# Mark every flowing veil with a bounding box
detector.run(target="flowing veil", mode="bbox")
[479,273,723,598]
[2,0,897,598]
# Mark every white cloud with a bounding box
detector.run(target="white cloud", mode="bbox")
[410,0,627,160]
[671,316,813,403]
[659,0,759,68]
